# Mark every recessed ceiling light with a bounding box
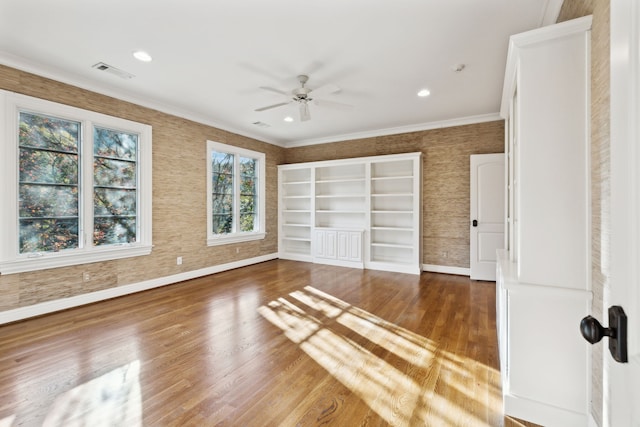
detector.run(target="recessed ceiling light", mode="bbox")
[133,50,152,62]
[284,116,294,122]
[417,89,431,97]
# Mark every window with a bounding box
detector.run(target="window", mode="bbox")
[206,141,265,245]
[0,90,152,274]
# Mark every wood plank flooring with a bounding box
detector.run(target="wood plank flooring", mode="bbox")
[0,260,538,426]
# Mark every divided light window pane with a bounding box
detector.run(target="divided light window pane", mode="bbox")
[93,127,138,246]
[18,112,80,254]
[205,140,265,246]
[239,156,257,232]
[211,151,234,234]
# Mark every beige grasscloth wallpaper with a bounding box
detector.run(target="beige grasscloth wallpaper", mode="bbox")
[0,65,286,309]
[0,65,504,312]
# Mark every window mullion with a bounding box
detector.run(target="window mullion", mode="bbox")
[82,121,94,250]
[233,155,240,233]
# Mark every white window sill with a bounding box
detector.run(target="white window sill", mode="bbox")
[207,232,266,247]
[0,244,153,275]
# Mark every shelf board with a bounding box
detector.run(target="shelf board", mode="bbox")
[316,194,365,198]
[371,210,413,214]
[371,175,413,181]
[371,226,413,231]
[315,178,365,184]
[316,210,365,214]
[371,193,413,197]
[282,210,311,213]
[371,242,413,249]
[282,237,311,242]
[282,195,311,199]
[282,180,311,185]
[282,223,311,227]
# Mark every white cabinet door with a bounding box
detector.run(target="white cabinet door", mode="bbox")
[470,153,505,281]
[337,231,362,262]
[314,229,337,259]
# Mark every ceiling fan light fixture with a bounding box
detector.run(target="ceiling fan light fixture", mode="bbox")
[417,88,431,97]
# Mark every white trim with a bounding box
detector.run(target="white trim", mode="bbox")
[500,15,593,118]
[0,253,278,325]
[0,52,502,149]
[540,0,565,27]
[422,264,470,277]
[0,90,153,275]
[206,140,266,246]
[0,51,284,147]
[286,113,502,148]
[503,393,588,427]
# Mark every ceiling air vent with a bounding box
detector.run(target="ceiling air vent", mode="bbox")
[92,62,135,79]
[252,121,270,128]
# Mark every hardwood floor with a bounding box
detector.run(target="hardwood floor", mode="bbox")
[0,260,538,426]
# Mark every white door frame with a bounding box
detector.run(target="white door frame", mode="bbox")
[608,0,640,424]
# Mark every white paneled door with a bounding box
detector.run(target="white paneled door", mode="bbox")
[470,154,505,281]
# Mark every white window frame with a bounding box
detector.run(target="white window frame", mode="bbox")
[0,90,153,274]
[206,140,266,246]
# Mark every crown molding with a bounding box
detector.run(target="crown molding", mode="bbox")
[283,113,503,148]
[0,51,287,148]
[1,52,503,150]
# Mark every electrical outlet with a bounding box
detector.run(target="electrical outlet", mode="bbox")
[83,272,90,282]
[176,256,183,265]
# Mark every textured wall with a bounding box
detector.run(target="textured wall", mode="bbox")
[0,65,285,309]
[285,121,505,269]
[557,1,608,426]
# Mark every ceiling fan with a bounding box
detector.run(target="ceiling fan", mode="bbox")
[255,75,352,122]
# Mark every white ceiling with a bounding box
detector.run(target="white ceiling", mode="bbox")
[0,0,562,147]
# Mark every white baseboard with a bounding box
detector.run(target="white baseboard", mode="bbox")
[504,393,588,427]
[0,253,278,325]
[422,264,470,276]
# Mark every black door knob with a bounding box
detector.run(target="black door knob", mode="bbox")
[472,219,478,227]
[580,306,628,363]
[580,315,611,344]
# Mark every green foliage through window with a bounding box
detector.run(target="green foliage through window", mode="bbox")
[17,112,139,254]
[18,112,80,253]
[210,151,260,235]
[93,127,138,246]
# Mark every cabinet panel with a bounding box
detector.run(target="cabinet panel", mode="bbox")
[497,16,591,427]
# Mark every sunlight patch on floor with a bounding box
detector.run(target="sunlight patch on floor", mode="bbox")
[42,360,142,427]
[0,415,16,427]
[258,286,501,426]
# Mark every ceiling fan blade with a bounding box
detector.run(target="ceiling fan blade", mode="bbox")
[299,102,311,122]
[314,99,354,110]
[309,83,340,98]
[259,86,290,96]
[255,102,290,112]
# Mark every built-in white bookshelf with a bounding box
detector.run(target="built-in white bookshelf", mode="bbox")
[368,158,421,272]
[278,152,422,274]
[278,167,312,261]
